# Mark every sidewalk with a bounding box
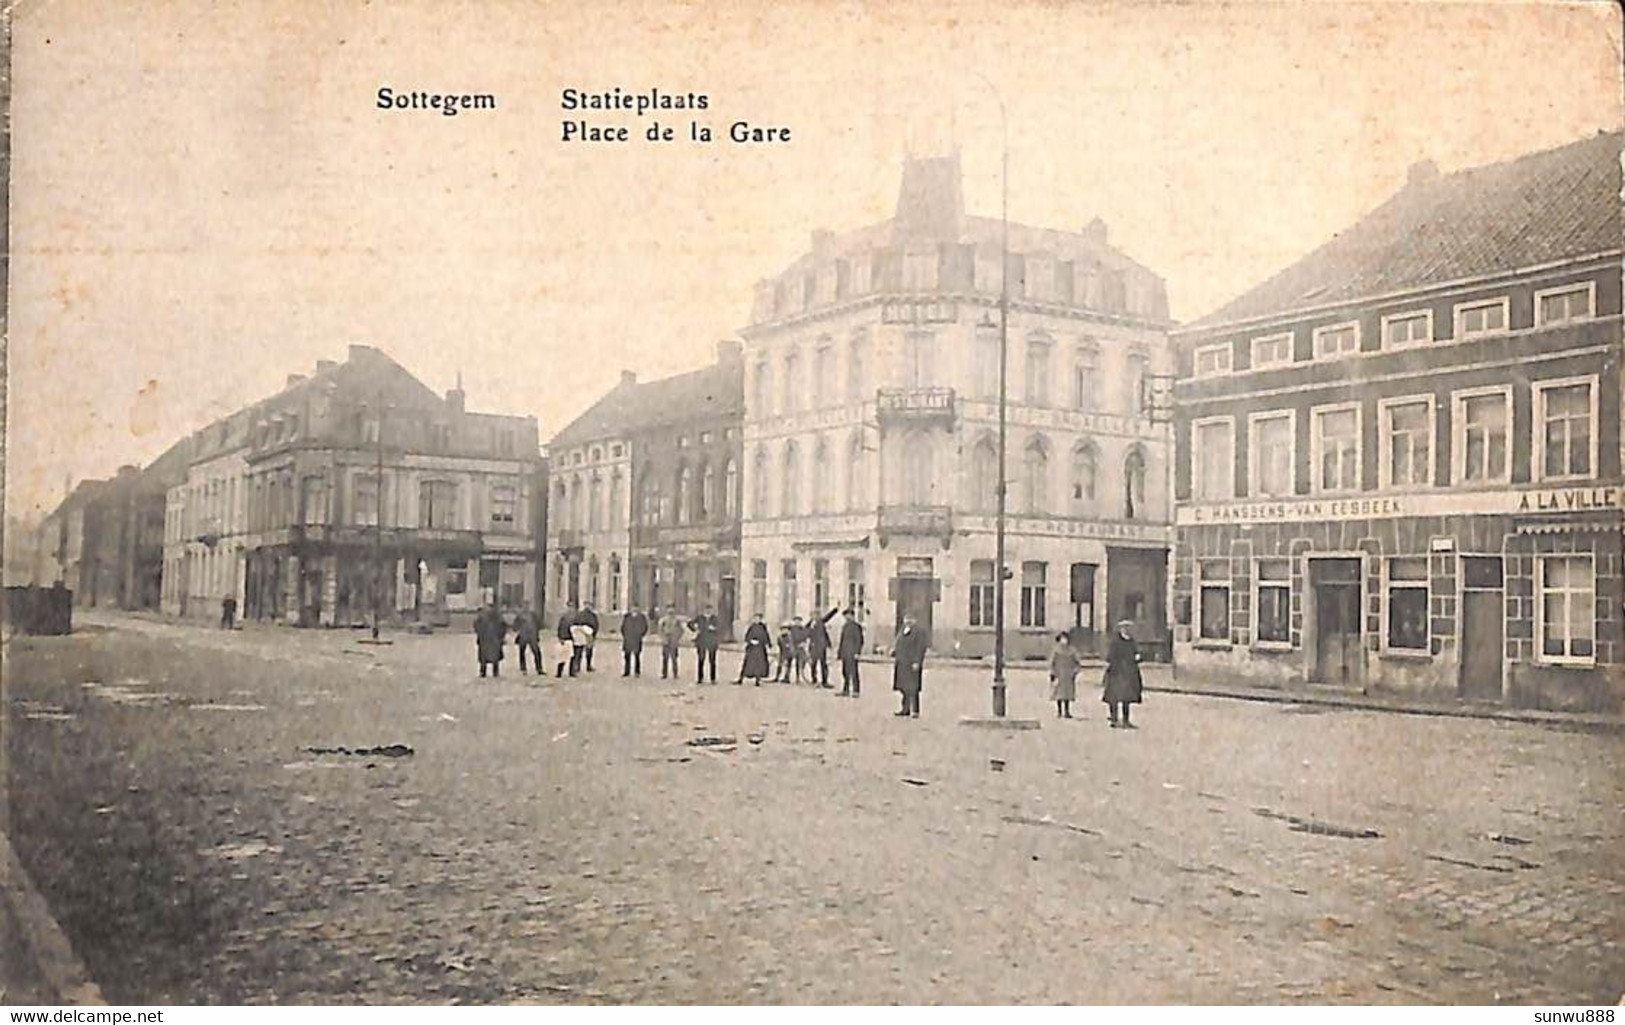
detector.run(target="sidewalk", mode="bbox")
[0,832,104,1005]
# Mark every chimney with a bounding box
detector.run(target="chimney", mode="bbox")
[286,373,306,387]
[716,339,743,365]
[620,370,638,387]
[1082,217,1109,245]
[446,370,465,413]
[1407,159,1439,186]
[315,359,337,374]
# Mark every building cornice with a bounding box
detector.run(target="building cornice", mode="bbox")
[740,291,1174,340]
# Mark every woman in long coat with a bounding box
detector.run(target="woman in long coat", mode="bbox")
[739,613,772,685]
[1102,619,1143,728]
[1049,631,1080,719]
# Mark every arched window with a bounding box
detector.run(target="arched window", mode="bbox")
[1071,442,1098,513]
[723,458,739,520]
[783,348,801,414]
[1022,437,1049,515]
[698,461,714,522]
[554,481,569,530]
[1025,332,1052,406]
[634,466,655,526]
[753,359,773,416]
[847,331,868,403]
[1072,341,1099,411]
[609,471,625,531]
[782,442,802,516]
[1127,348,1149,416]
[587,474,603,531]
[970,437,998,513]
[846,432,869,511]
[1125,447,1147,520]
[813,339,833,409]
[812,437,832,513]
[675,465,692,526]
[752,447,770,519]
[902,432,934,506]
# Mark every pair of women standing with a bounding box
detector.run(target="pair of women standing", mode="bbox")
[1048,620,1143,726]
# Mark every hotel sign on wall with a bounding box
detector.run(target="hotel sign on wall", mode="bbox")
[880,299,958,324]
[1177,485,1623,526]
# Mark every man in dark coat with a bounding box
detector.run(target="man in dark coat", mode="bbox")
[836,608,864,697]
[474,604,507,678]
[621,605,649,677]
[740,612,771,685]
[1103,619,1144,728]
[512,603,542,675]
[892,615,927,717]
[688,605,721,684]
[788,616,809,683]
[805,607,838,689]
[577,603,601,671]
[555,603,578,677]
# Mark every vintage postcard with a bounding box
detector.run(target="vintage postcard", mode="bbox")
[2,0,1622,1010]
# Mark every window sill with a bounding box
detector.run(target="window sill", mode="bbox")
[1534,658,1598,670]
[1251,641,1295,653]
[1192,639,1233,651]
[1379,648,1433,662]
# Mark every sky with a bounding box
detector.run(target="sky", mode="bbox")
[6,0,1622,521]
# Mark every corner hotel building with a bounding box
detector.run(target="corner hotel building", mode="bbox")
[1169,132,1623,711]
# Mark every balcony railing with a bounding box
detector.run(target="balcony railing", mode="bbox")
[876,504,953,547]
[875,387,956,423]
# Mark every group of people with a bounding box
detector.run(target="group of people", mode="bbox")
[474,602,1145,726]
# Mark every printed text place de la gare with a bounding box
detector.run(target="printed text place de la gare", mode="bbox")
[377,87,496,116]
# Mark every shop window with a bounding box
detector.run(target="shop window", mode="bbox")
[1385,557,1430,651]
[1198,560,1230,642]
[969,560,996,628]
[1020,561,1047,628]
[813,558,830,612]
[1539,555,1595,664]
[1256,559,1291,644]
[446,560,468,596]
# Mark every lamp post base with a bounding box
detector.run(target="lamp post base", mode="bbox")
[992,682,1007,718]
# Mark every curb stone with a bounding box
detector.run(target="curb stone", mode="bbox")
[1,832,105,1005]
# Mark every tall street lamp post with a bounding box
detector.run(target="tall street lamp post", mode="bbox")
[972,71,1011,718]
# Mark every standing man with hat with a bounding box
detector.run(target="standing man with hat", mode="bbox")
[891,615,927,718]
[1103,619,1144,728]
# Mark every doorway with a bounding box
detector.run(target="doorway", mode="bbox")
[893,556,935,647]
[1310,558,1362,686]
[1069,562,1098,655]
[1459,556,1505,701]
[719,575,738,642]
[1106,547,1168,659]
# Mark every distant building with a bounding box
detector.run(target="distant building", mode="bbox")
[627,343,745,635]
[158,345,542,627]
[546,343,746,634]
[739,154,1174,657]
[1169,131,1623,710]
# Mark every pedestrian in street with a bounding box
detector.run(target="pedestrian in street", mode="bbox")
[555,603,578,677]
[1103,619,1144,729]
[1050,631,1079,719]
[577,602,601,671]
[892,615,927,718]
[658,605,684,679]
[220,596,237,630]
[775,623,795,683]
[740,612,772,685]
[789,616,810,683]
[806,606,838,689]
[570,616,596,675]
[474,603,507,679]
[688,605,721,684]
[621,605,649,677]
[836,608,864,697]
[513,603,543,675]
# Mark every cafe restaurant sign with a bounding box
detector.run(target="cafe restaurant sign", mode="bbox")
[1177,485,1624,527]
